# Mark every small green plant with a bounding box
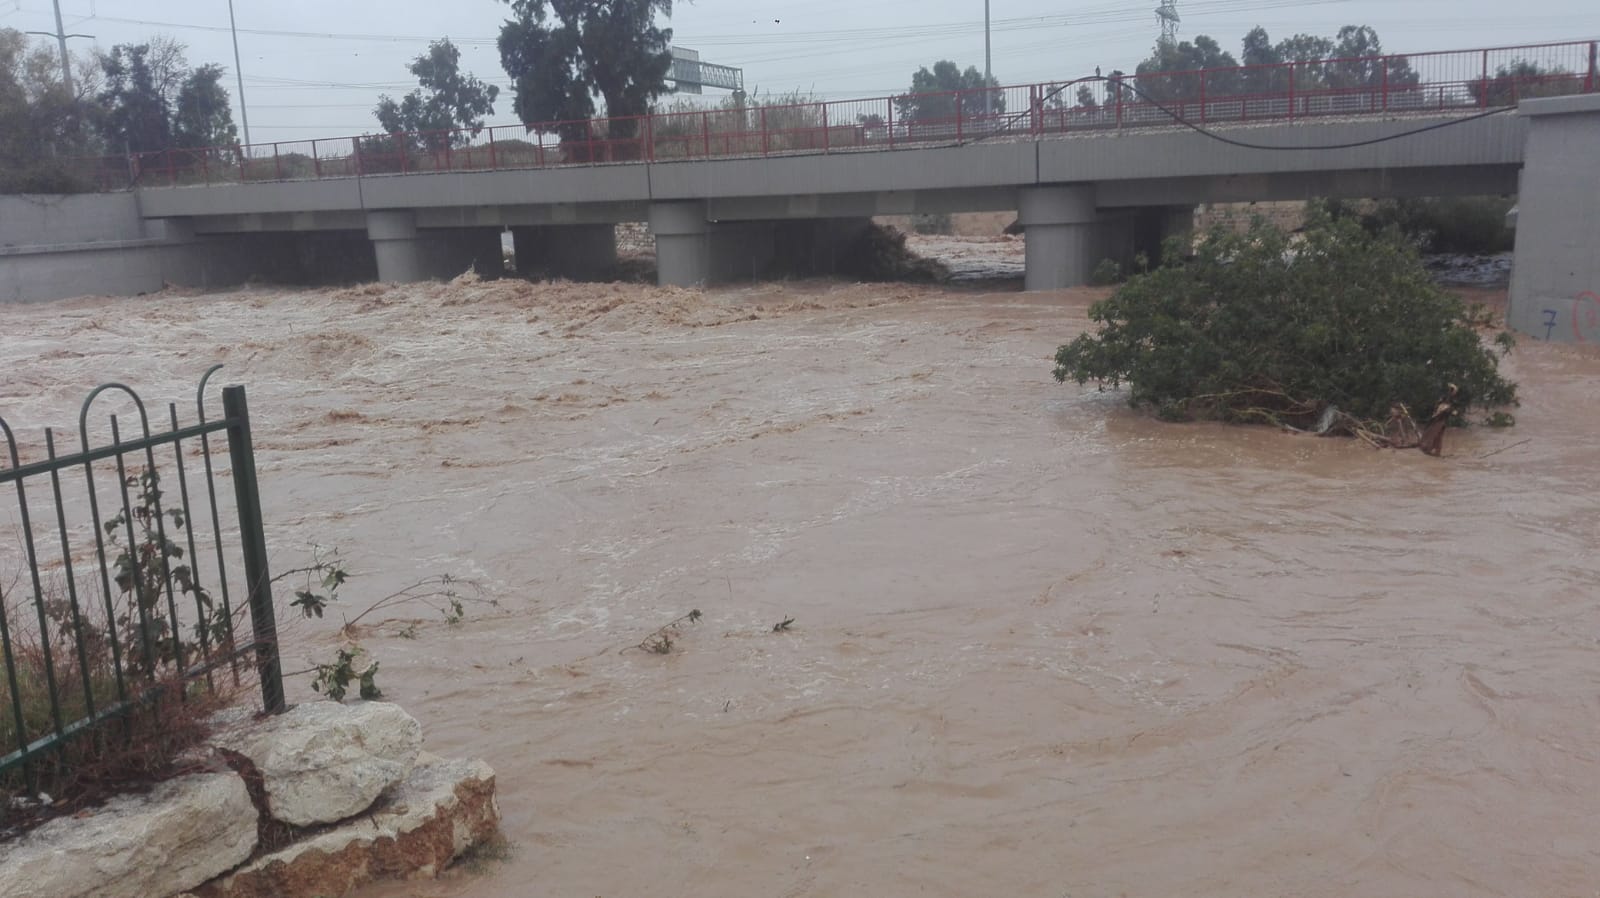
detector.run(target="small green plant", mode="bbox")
[100,469,224,674]
[310,646,381,701]
[1090,258,1124,286]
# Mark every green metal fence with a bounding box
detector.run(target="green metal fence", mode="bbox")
[0,367,283,797]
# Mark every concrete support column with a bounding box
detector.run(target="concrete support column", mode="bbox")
[649,201,711,287]
[1018,185,1099,291]
[367,210,427,283]
[512,225,616,280]
[1508,94,1600,342]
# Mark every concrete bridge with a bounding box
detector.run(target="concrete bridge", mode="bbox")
[4,41,1598,339]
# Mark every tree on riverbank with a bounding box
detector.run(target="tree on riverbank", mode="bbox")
[1053,214,1517,443]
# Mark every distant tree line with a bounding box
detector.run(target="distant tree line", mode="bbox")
[1,29,238,191]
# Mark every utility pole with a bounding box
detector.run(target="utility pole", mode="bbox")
[227,0,252,146]
[25,0,93,95]
[983,0,993,118]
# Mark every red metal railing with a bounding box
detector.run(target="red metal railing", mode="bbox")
[65,39,1599,191]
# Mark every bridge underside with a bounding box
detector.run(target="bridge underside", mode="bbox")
[99,111,1561,293]
[166,160,1520,288]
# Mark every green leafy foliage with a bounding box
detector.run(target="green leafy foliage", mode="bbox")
[1470,59,1582,107]
[374,38,499,152]
[171,63,237,149]
[894,60,1004,122]
[1133,24,1418,100]
[498,0,674,146]
[1313,196,1516,255]
[100,468,225,675]
[1053,214,1517,432]
[310,647,381,701]
[0,28,101,191]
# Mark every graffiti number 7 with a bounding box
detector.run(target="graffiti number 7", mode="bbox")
[1542,309,1558,341]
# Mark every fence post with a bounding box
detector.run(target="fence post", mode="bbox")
[1480,50,1489,108]
[1286,64,1299,120]
[644,114,654,163]
[221,385,284,715]
[822,103,830,153]
[352,136,363,177]
[1588,42,1597,93]
[488,129,498,170]
[1381,60,1389,112]
[273,144,282,180]
[886,98,895,149]
[1030,85,1040,136]
[761,107,770,156]
[702,111,711,157]
[312,140,323,179]
[956,93,964,142]
[1199,72,1207,125]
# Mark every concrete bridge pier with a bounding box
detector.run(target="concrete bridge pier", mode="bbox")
[1019,185,1099,291]
[367,211,501,282]
[512,225,617,280]
[368,210,429,283]
[649,201,713,287]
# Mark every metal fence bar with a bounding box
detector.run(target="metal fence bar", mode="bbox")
[222,385,283,714]
[2,375,286,794]
[44,429,98,723]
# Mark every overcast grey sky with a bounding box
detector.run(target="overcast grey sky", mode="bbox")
[3,0,1594,145]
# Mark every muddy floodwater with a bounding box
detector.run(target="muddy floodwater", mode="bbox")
[3,262,1598,898]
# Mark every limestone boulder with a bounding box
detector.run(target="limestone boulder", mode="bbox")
[216,700,422,827]
[198,753,501,898]
[0,772,257,898]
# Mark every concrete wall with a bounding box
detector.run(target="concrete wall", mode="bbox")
[1508,94,1600,342]
[0,194,379,302]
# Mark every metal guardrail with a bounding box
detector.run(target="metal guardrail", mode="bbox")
[60,39,1600,191]
[1,368,283,800]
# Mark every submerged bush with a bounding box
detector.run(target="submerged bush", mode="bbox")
[1053,214,1517,432]
[1313,196,1516,255]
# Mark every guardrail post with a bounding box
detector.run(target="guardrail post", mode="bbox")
[822,103,830,153]
[1030,85,1040,136]
[645,115,655,162]
[702,111,711,157]
[352,136,363,177]
[221,385,284,715]
[1381,62,1389,112]
[1199,72,1207,125]
[761,107,770,156]
[1588,42,1597,93]
[956,93,964,142]
[273,144,282,180]
[312,139,322,178]
[886,99,895,150]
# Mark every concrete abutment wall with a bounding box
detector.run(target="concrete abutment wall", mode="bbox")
[1508,94,1600,343]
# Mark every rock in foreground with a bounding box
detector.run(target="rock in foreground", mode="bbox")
[0,772,257,898]
[198,753,500,898]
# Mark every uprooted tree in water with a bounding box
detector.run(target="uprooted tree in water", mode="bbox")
[1053,213,1518,451]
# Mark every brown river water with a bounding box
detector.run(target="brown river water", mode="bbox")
[2,257,1598,897]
